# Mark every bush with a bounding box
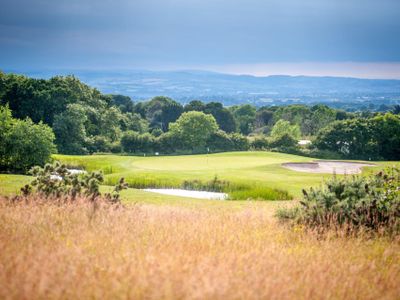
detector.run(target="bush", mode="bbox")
[207,130,234,152]
[251,136,269,150]
[109,142,122,153]
[155,132,184,153]
[269,133,298,149]
[229,133,250,151]
[121,131,155,153]
[277,168,400,234]
[87,136,111,153]
[21,162,127,204]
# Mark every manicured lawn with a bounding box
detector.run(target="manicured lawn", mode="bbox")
[0,174,31,196]
[54,151,389,199]
[2,151,395,200]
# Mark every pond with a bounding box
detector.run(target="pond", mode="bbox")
[143,188,228,200]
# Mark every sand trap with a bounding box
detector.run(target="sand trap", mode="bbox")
[50,169,86,180]
[143,188,228,200]
[282,161,374,174]
[67,169,86,175]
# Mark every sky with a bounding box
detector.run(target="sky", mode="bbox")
[1,0,400,78]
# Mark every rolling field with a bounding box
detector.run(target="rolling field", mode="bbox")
[53,151,387,199]
[0,151,394,201]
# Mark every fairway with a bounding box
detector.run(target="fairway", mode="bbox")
[53,151,387,199]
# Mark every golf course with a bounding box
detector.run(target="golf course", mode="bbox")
[0,151,392,202]
[1,151,399,300]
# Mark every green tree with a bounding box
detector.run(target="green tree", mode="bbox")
[184,100,206,112]
[207,130,234,152]
[99,107,123,142]
[0,105,56,172]
[372,113,400,160]
[169,111,218,150]
[185,101,237,133]
[109,94,134,113]
[314,118,377,159]
[121,131,155,153]
[270,120,301,140]
[144,96,183,131]
[53,104,88,154]
[0,105,13,168]
[231,104,256,135]
[204,102,237,133]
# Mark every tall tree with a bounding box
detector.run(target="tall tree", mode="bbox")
[169,111,218,150]
[53,104,88,154]
[231,104,256,135]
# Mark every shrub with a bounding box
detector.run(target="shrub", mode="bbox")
[229,133,250,151]
[251,136,269,150]
[121,131,155,153]
[207,130,234,152]
[109,141,122,153]
[269,133,298,149]
[277,168,400,234]
[21,162,127,204]
[87,135,111,153]
[156,132,184,153]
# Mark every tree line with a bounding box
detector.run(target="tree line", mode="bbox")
[0,71,399,172]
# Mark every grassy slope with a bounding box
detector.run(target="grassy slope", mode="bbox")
[54,151,388,198]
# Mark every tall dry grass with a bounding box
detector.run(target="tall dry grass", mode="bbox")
[0,196,399,300]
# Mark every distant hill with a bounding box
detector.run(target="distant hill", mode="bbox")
[7,69,400,108]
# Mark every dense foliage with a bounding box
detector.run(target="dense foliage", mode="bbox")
[0,105,56,172]
[314,113,400,160]
[277,168,400,234]
[1,71,399,167]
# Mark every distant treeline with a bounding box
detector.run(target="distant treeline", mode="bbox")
[1,71,399,171]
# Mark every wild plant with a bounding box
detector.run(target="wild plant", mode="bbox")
[19,161,127,204]
[277,167,400,234]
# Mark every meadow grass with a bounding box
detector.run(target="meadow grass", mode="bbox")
[0,198,398,300]
[54,151,390,199]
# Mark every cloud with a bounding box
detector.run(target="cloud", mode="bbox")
[0,0,399,73]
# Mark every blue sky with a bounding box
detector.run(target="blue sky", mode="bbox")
[1,0,400,78]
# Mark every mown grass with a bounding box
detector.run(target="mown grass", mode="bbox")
[0,198,398,300]
[0,174,31,195]
[54,151,389,200]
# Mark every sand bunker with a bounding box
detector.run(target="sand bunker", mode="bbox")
[282,161,374,174]
[50,169,86,180]
[143,189,228,200]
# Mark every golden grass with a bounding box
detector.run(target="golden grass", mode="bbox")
[0,197,399,300]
